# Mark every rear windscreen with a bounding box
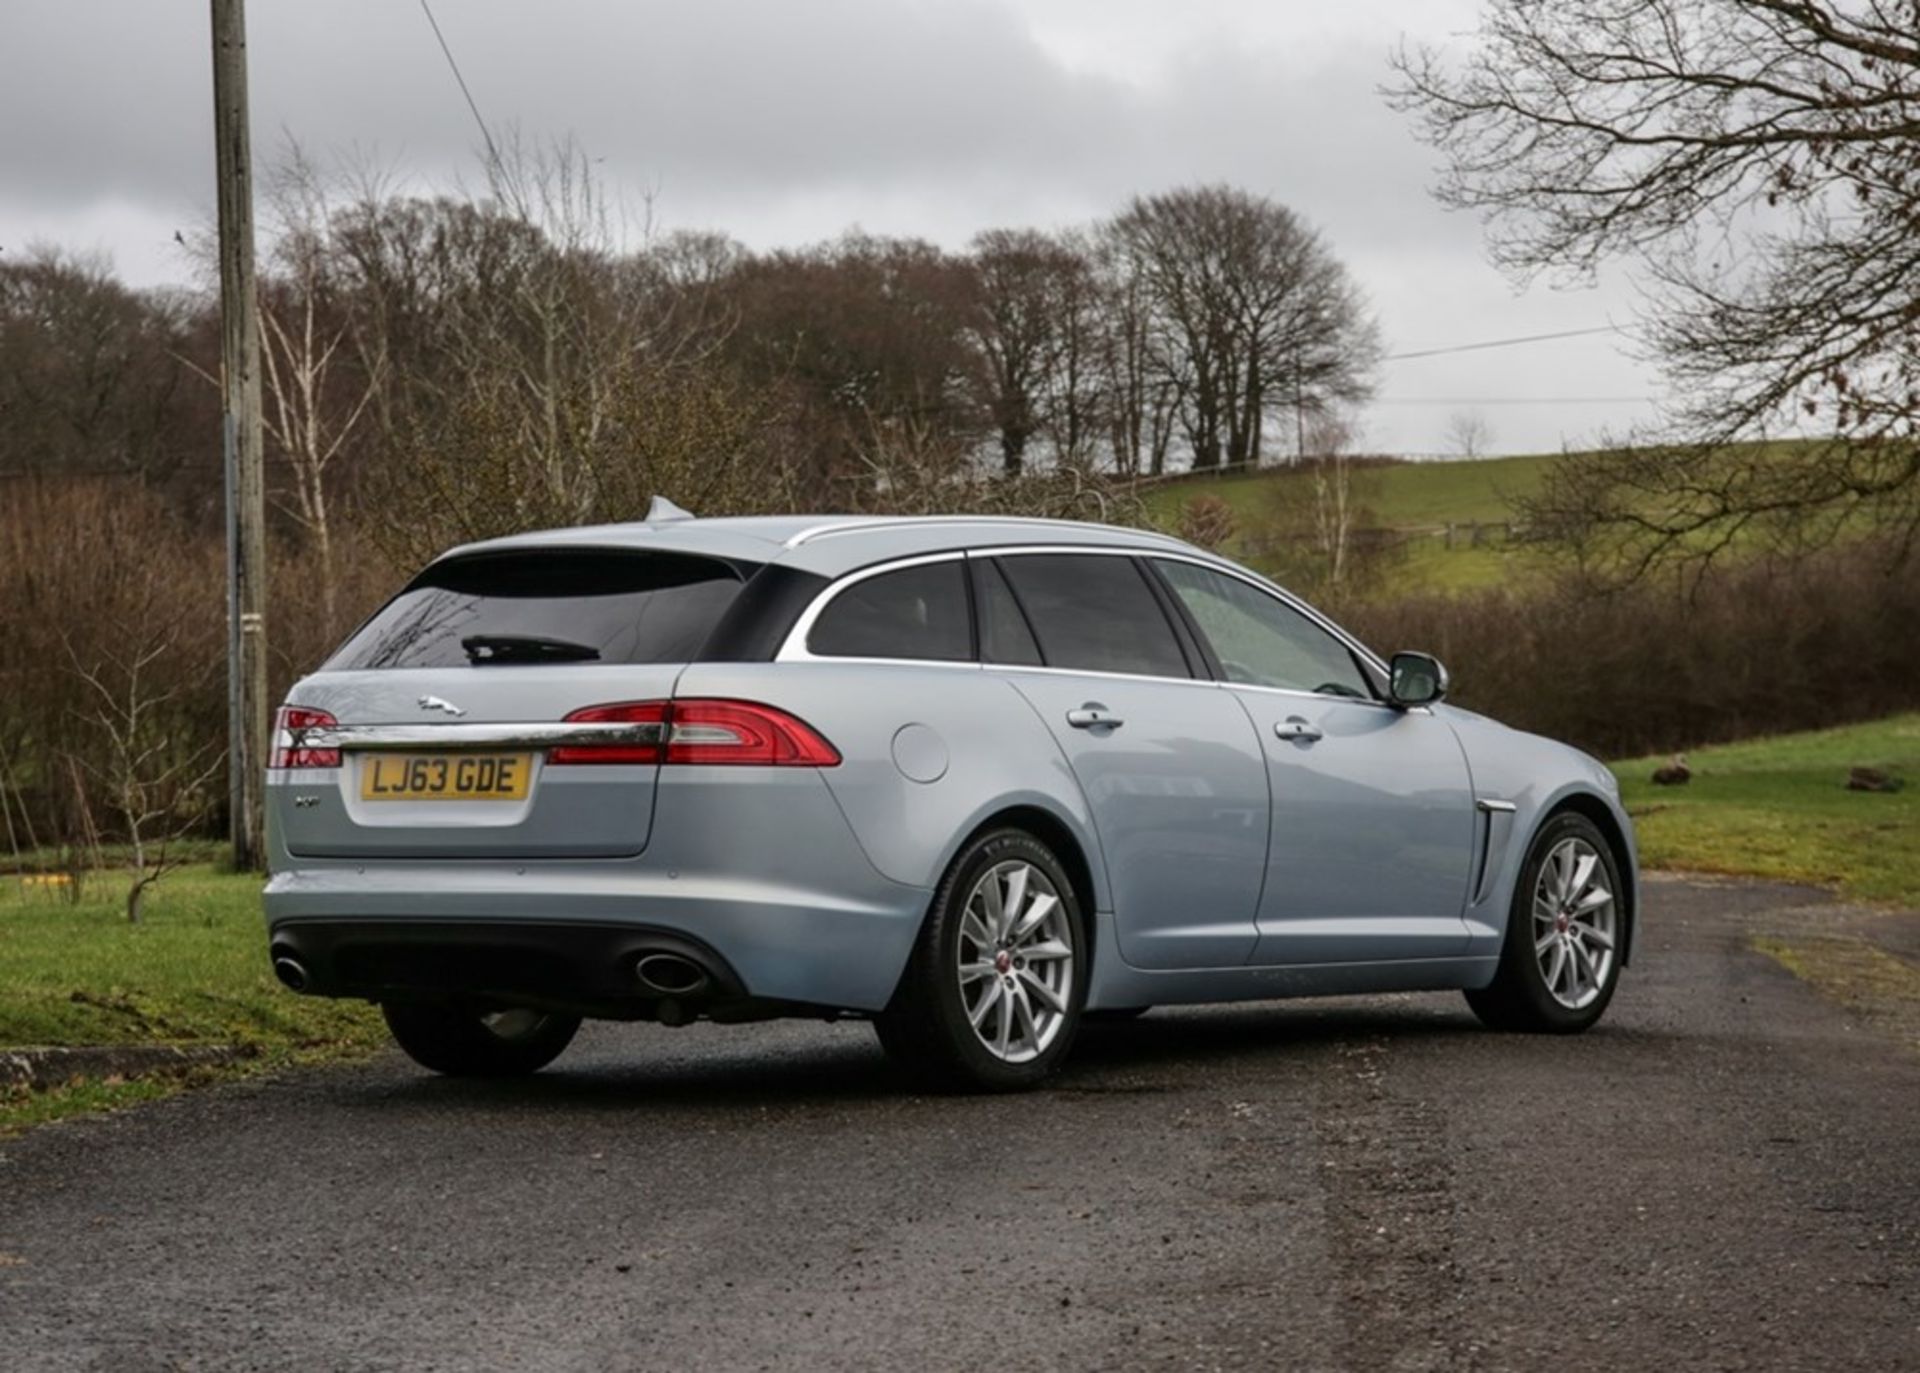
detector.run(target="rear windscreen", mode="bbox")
[327,550,752,670]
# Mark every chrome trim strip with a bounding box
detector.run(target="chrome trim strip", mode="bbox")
[292,722,664,751]
[1476,798,1518,813]
[1221,680,1399,712]
[989,663,1215,689]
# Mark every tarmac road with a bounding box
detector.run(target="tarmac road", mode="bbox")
[2,875,1917,1372]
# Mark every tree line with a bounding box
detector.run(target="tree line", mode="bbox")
[2,150,1377,581]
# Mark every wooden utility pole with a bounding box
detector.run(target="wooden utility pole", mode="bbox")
[211,0,268,871]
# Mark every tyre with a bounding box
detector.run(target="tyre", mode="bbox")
[382,1002,581,1077]
[1465,811,1624,1033]
[875,828,1086,1091]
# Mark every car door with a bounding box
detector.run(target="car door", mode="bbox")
[977,551,1269,971]
[1150,557,1477,966]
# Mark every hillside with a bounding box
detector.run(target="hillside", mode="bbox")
[1142,452,1560,593]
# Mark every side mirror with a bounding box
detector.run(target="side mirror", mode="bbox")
[1389,651,1448,707]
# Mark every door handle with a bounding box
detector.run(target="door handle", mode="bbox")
[1066,704,1123,730]
[1274,717,1323,743]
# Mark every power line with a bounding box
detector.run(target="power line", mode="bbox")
[1383,324,1627,362]
[418,0,501,169]
[1372,395,1654,406]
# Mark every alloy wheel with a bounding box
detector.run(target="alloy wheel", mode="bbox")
[956,859,1075,1063]
[1532,836,1617,1010]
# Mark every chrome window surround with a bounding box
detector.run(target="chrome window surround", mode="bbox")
[774,544,1394,707]
[778,552,974,666]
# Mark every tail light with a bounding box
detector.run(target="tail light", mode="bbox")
[548,701,669,766]
[270,706,340,769]
[551,699,840,767]
[665,699,842,766]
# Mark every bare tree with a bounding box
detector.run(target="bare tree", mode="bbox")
[62,616,220,924]
[718,231,978,494]
[1445,411,1493,461]
[255,148,383,635]
[1309,415,1361,589]
[1257,412,1394,597]
[1391,1,1920,574]
[1111,186,1379,473]
[0,247,198,483]
[964,228,1084,476]
[1091,224,1179,478]
[1041,228,1110,469]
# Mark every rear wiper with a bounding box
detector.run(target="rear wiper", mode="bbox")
[461,634,601,664]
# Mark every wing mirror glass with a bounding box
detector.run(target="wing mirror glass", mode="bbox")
[1389,651,1448,707]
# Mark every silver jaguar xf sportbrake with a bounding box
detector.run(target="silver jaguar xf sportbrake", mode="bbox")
[264,506,1636,1090]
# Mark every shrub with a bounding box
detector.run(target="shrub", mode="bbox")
[1341,543,1920,758]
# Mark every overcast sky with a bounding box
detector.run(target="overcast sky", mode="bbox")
[0,0,1663,456]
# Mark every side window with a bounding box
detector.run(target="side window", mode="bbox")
[1154,559,1374,699]
[974,558,1043,666]
[999,554,1190,678]
[808,560,972,661]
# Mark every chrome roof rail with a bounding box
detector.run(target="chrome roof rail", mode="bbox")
[782,515,1185,549]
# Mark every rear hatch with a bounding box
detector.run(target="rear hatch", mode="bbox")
[274,547,751,860]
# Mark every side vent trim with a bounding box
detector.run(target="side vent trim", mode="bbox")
[1472,798,1518,907]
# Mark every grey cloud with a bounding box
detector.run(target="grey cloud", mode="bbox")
[0,0,1660,453]
[2,1,1435,250]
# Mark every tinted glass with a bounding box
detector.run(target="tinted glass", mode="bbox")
[999,554,1189,678]
[808,560,972,661]
[328,551,745,670]
[1154,559,1373,699]
[975,559,1043,666]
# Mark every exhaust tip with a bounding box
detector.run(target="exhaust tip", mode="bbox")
[272,955,310,992]
[635,952,710,998]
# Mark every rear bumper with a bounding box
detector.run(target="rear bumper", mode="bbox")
[263,769,932,1013]
[264,866,926,1012]
[268,919,756,1020]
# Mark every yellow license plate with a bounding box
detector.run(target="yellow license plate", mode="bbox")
[359,753,533,802]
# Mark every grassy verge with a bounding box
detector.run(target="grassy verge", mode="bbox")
[0,865,383,1133]
[1753,936,1920,1051]
[1614,714,1920,907]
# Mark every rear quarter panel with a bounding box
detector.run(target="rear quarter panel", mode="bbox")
[670,662,1110,909]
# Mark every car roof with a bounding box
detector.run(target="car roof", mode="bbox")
[441,513,1196,578]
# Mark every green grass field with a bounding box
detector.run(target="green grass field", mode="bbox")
[1141,452,1556,530]
[1141,441,1851,597]
[1144,453,1559,594]
[1614,714,1920,907]
[0,866,383,1131]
